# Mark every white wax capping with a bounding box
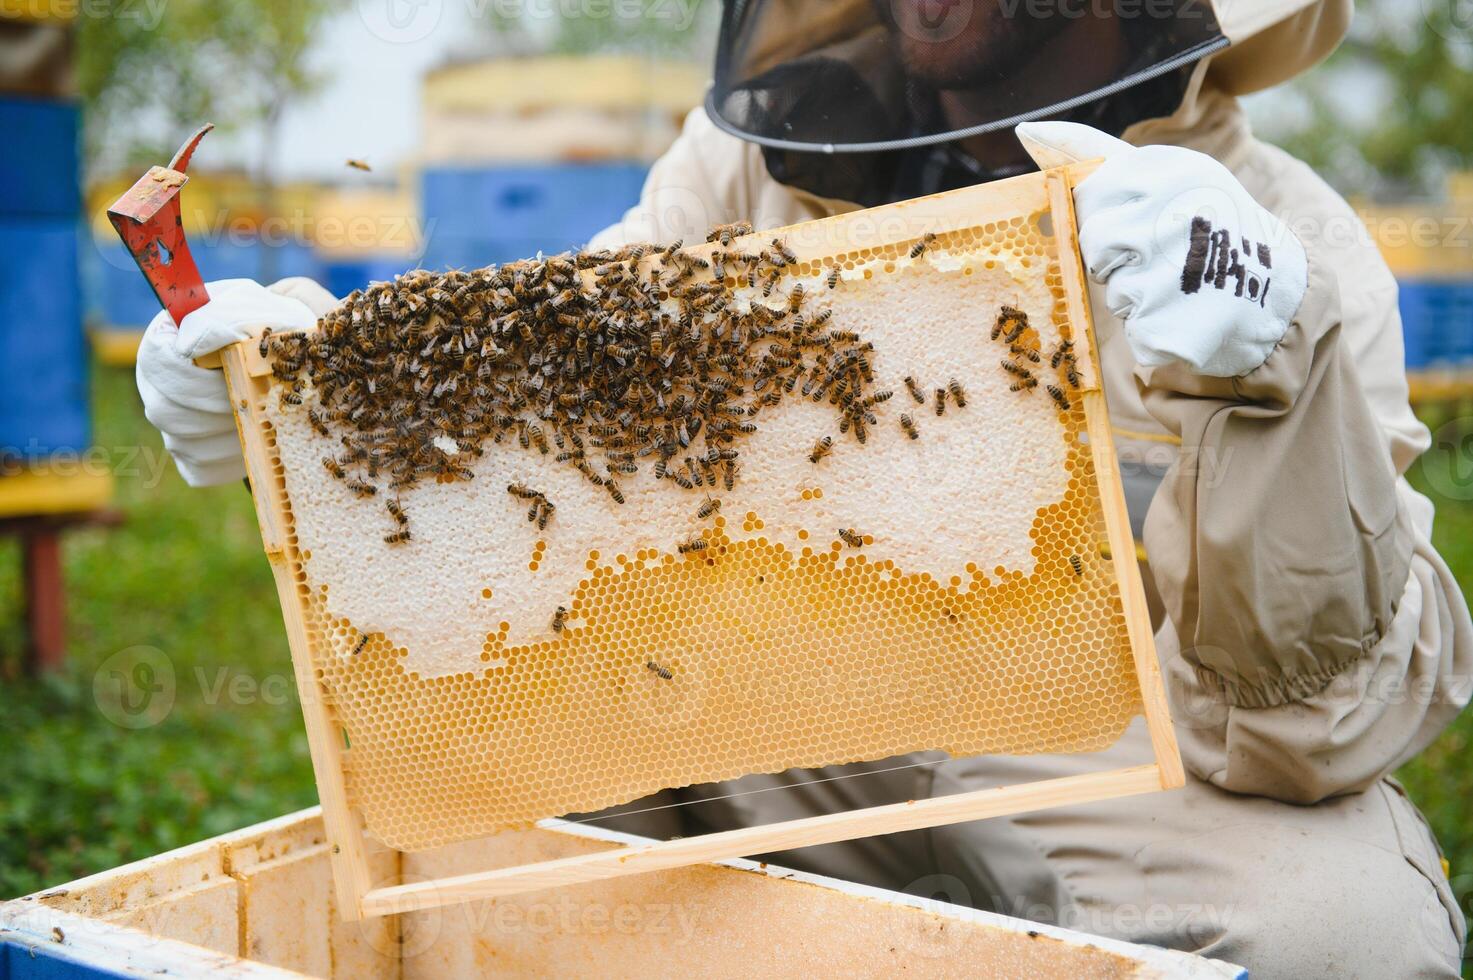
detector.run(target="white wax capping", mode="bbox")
[266,249,1069,678]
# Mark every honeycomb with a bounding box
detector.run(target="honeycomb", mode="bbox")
[248,199,1143,853]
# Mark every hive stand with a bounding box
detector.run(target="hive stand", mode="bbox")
[213,164,1183,920]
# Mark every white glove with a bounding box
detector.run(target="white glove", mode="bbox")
[136,278,335,487]
[1016,121,1307,378]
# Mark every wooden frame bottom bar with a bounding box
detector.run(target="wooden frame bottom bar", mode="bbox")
[359,763,1168,916]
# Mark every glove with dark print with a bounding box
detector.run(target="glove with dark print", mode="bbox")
[1016,121,1307,378]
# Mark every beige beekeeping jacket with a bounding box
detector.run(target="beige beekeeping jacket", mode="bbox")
[592,0,1473,805]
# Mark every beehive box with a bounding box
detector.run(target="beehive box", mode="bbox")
[211,163,1180,916]
[0,808,1244,979]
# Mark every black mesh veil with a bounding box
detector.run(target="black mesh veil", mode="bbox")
[708,0,1227,154]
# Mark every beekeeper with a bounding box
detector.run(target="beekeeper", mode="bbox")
[137,1,1470,974]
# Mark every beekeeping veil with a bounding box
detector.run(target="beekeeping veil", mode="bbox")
[708,0,1345,202]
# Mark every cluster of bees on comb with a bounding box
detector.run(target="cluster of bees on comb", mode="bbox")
[261,222,897,544]
[991,305,1080,413]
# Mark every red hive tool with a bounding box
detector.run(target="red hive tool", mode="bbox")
[106,123,214,324]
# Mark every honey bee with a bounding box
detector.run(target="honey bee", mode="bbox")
[995,305,1029,342]
[900,414,919,440]
[383,529,411,544]
[352,633,369,656]
[1010,378,1039,392]
[948,379,967,408]
[934,387,947,416]
[773,238,797,264]
[904,376,925,404]
[1050,339,1075,369]
[281,390,303,406]
[646,660,673,680]
[909,232,937,259]
[826,267,841,289]
[307,407,331,437]
[507,482,538,499]
[323,457,345,479]
[788,282,805,314]
[1047,384,1071,411]
[346,158,372,172]
[258,327,273,358]
[348,479,378,498]
[1010,343,1042,363]
[606,480,626,505]
[809,436,833,463]
[1063,361,1081,389]
[838,528,864,548]
[697,495,721,519]
[1000,359,1033,379]
[678,537,708,554]
[552,606,568,632]
[1069,554,1084,576]
[386,498,408,525]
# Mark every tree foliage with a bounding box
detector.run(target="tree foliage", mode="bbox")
[76,0,343,174]
[1263,1,1473,197]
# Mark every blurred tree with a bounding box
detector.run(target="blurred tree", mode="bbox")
[1262,1,1473,197]
[76,0,343,177]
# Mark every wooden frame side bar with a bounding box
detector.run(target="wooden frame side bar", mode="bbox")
[220,347,377,921]
[1045,170,1184,790]
[361,764,1166,916]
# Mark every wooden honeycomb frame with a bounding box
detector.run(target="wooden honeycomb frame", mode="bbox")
[213,165,1182,920]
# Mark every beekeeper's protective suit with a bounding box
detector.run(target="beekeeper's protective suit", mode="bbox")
[577,3,1472,975]
[135,1,1470,974]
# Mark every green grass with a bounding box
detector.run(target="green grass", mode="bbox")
[0,362,315,895]
[1,363,1470,962]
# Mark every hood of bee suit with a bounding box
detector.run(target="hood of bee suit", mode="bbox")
[707,0,1350,154]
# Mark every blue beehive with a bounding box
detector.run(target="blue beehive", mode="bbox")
[418,163,646,271]
[0,96,80,218]
[91,237,324,330]
[322,256,415,299]
[1398,280,1473,369]
[0,94,88,460]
